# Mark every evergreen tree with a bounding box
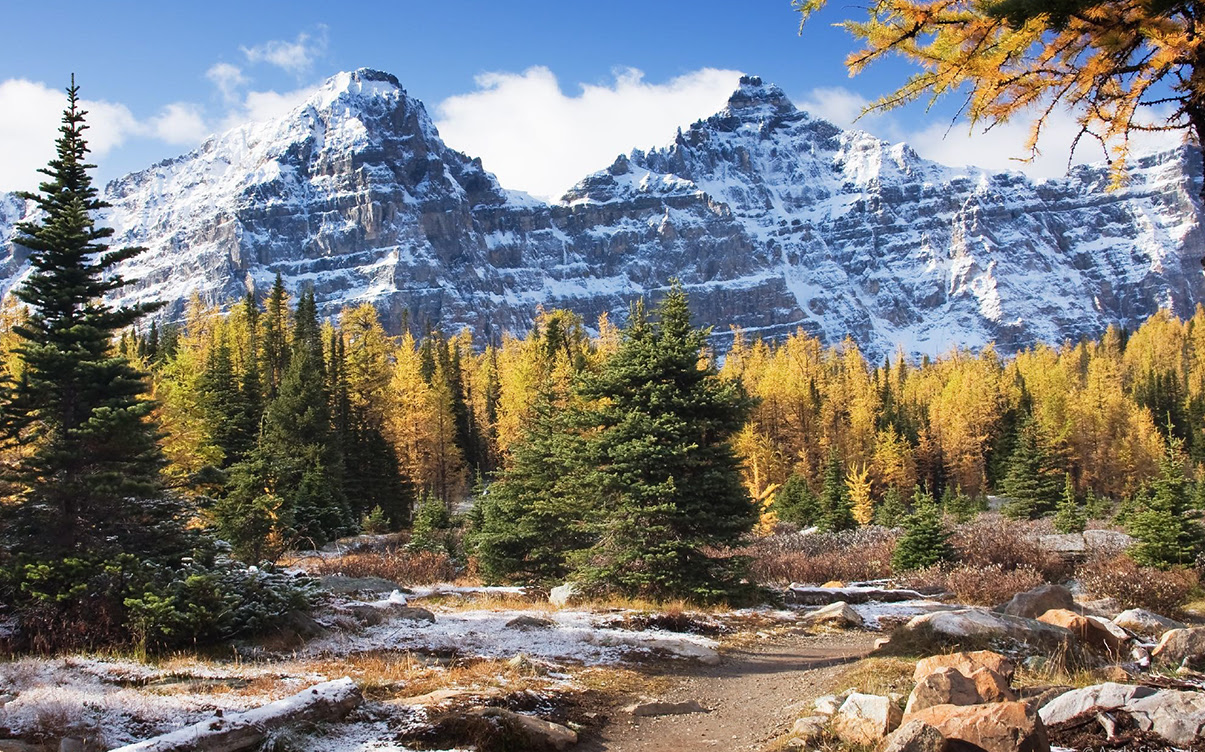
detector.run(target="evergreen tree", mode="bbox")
[942,485,977,523]
[875,485,908,527]
[775,472,821,527]
[818,449,856,532]
[1083,488,1113,521]
[1001,418,1063,519]
[1129,438,1204,569]
[238,292,264,448]
[261,274,289,399]
[575,284,757,601]
[198,333,252,467]
[409,490,452,553]
[1,80,185,563]
[1053,474,1086,533]
[472,394,596,583]
[891,487,954,572]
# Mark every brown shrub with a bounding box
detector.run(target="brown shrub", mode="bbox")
[744,527,898,585]
[943,563,1047,606]
[297,548,459,585]
[1076,553,1197,617]
[950,515,1068,582]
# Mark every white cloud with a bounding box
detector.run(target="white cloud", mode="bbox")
[434,66,744,200]
[240,28,327,75]
[794,84,1184,179]
[206,63,247,103]
[149,102,210,145]
[0,79,144,193]
[217,86,314,132]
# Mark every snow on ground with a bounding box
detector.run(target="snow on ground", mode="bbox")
[310,601,720,665]
[852,600,953,630]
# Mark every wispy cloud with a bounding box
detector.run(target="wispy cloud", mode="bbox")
[435,66,743,200]
[240,27,328,75]
[205,63,248,103]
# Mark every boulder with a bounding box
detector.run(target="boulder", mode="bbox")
[1036,609,1126,653]
[506,615,557,630]
[894,608,1072,653]
[821,580,847,588]
[1018,685,1073,714]
[881,720,947,752]
[1075,597,1124,618]
[904,667,983,716]
[625,699,709,717]
[318,575,404,594]
[906,666,1015,716]
[549,582,583,608]
[1124,689,1205,747]
[832,692,903,745]
[789,715,828,745]
[914,650,1015,683]
[814,692,850,716]
[1113,608,1185,638]
[802,601,864,629]
[787,585,926,606]
[1038,683,1156,726]
[1153,627,1205,666]
[344,602,434,626]
[909,701,1050,752]
[467,707,577,750]
[997,584,1075,619]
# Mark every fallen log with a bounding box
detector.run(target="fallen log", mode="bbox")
[108,677,361,752]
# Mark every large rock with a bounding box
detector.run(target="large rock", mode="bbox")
[832,692,903,745]
[801,601,864,629]
[905,667,1006,716]
[909,701,1050,752]
[549,582,583,608]
[1112,608,1185,638]
[914,650,1015,683]
[625,699,709,717]
[997,584,1076,619]
[881,720,946,752]
[1037,609,1127,653]
[467,707,578,750]
[1153,626,1205,665]
[787,585,927,606]
[1124,689,1205,747]
[891,608,1072,653]
[789,715,828,745]
[1038,682,1156,726]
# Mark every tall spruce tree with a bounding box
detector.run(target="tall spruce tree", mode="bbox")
[775,472,821,527]
[891,487,954,572]
[1001,418,1063,519]
[1129,438,1204,569]
[1053,473,1086,534]
[818,449,856,532]
[575,284,757,601]
[1,80,185,563]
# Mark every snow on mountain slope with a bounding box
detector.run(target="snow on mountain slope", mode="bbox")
[0,70,1201,358]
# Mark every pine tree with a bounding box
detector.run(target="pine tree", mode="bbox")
[1053,474,1086,533]
[818,449,856,532]
[775,472,821,527]
[472,394,596,584]
[575,284,757,601]
[1129,438,1204,569]
[1001,419,1063,519]
[891,487,954,572]
[875,485,908,527]
[1,80,185,563]
[261,274,289,399]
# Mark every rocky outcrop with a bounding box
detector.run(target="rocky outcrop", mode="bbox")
[3,71,1202,360]
[908,701,1050,752]
[905,666,1015,716]
[913,650,1015,683]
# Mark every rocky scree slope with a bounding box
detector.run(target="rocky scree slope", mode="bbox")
[0,69,1201,358]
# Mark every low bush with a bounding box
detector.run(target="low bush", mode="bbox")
[1076,553,1197,616]
[943,563,1047,606]
[300,547,459,585]
[949,515,1069,582]
[744,527,898,585]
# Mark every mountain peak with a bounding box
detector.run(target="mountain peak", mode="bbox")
[725,75,794,117]
[307,68,406,112]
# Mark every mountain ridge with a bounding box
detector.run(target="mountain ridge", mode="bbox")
[0,68,1200,358]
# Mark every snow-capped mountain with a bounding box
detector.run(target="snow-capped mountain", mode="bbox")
[0,69,1200,358]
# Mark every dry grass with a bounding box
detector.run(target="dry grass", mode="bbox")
[287,548,461,585]
[743,527,898,586]
[1076,553,1198,617]
[826,656,917,698]
[942,563,1047,606]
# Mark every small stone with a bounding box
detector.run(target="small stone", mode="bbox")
[790,714,828,743]
[549,582,583,608]
[881,719,946,752]
[802,601,864,630]
[822,580,846,588]
[468,707,577,750]
[832,692,903,746]
[625,699,709,717]
[505,615,556,630]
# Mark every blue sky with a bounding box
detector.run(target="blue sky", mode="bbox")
[0,1,1180,198]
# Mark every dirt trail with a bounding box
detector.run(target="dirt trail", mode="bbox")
[584,631,877,752]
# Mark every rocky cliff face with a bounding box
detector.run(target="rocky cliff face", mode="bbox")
[0,69,1201,358]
